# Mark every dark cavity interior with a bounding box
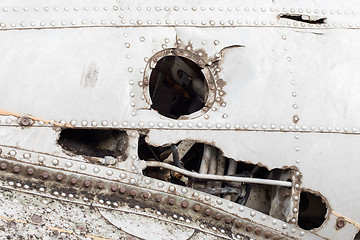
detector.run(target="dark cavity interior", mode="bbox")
[138,135,293,221]
[149,56,208,119]
[298,191,327,230]
[58,129,128,159]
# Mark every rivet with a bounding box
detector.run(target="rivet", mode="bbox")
[0,163,6,170]
[111,184,118,192]
[42,172,49,179]
[168,198,176,205]
[264,231,272,238]
[107,170,113,176]
[169,186,175,191]
[130,190,137,196]
[56,174,64,181]
[181,200,188,208]
[205,195,211,201]
[84,180,91,187]
[120,173,126,179]
[143,192,150,198]
[70,178,77,185]
[239,206,245,212]
[9,150,16,157]
[193,204,201,212]
[235,220,242,228]
[215,213,222,220]
[246,224,253,232]
[282,224,287,229]
[225,217,232,224]
[96,182,104,189]
[52,159,59,165]
[13,166,20,173]
[254,227,262,235]
[66,162,73,168]
[119,187,126,194]
[130,178,136,184]
[93,167,100,173]
[293,208,298,213]
[250,211,256,217]
[205,208,211,216]
[336,218,345,228]
[27,168,34,175]
[156,196,163,202]
[272,219,277,225]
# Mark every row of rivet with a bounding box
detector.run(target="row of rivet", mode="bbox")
[291,171,301,224]
[0,149,309,238]
[1,6,358,15]
[1,170,304,240]
[2,117,360,133]
[0,168,258,238]
[2,20,360,29]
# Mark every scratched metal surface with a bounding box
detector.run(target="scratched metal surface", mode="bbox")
[0,0,360,239]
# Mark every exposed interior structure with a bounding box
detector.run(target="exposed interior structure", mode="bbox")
[58,129,128,160]
[139,135,295,221]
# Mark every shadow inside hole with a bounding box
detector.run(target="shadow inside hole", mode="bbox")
[298,191,327,230]
[149,56,208,119]
[58,129,128,158]
[354,231,360,240]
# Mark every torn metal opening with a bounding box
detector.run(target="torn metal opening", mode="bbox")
[279,14,327,24]
[58,129,128,160]
[139,137,294,218]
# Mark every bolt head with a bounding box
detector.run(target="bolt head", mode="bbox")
[98,182,104,189]
[56,174,63,181]
[119,187,126,194]
[156,196,162,202]
[42,172,49,179]
[246,224,253,232]
[13,166,20,173]
[0,163,7,170]
[84,180,91,187]
[130,190,137,196]
[204,208,211,216]
[215,213,222,220]
[264,231,272,238]
[143,192,150,198]
[27,168,34,175]
[193,204,201,212]
[235,220,242,228]
[181,200,188,208]
[254,227,262,235]
[336,218,345,228]
[225,217,232,224]
[110,184,118,192]
[70,178,77,184]
[168,198,175,205]
[20,116,31,126]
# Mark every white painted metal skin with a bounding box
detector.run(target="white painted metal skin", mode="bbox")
[0,0,359,239]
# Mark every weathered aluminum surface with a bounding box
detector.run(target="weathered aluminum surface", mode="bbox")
[0,0,360,239]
